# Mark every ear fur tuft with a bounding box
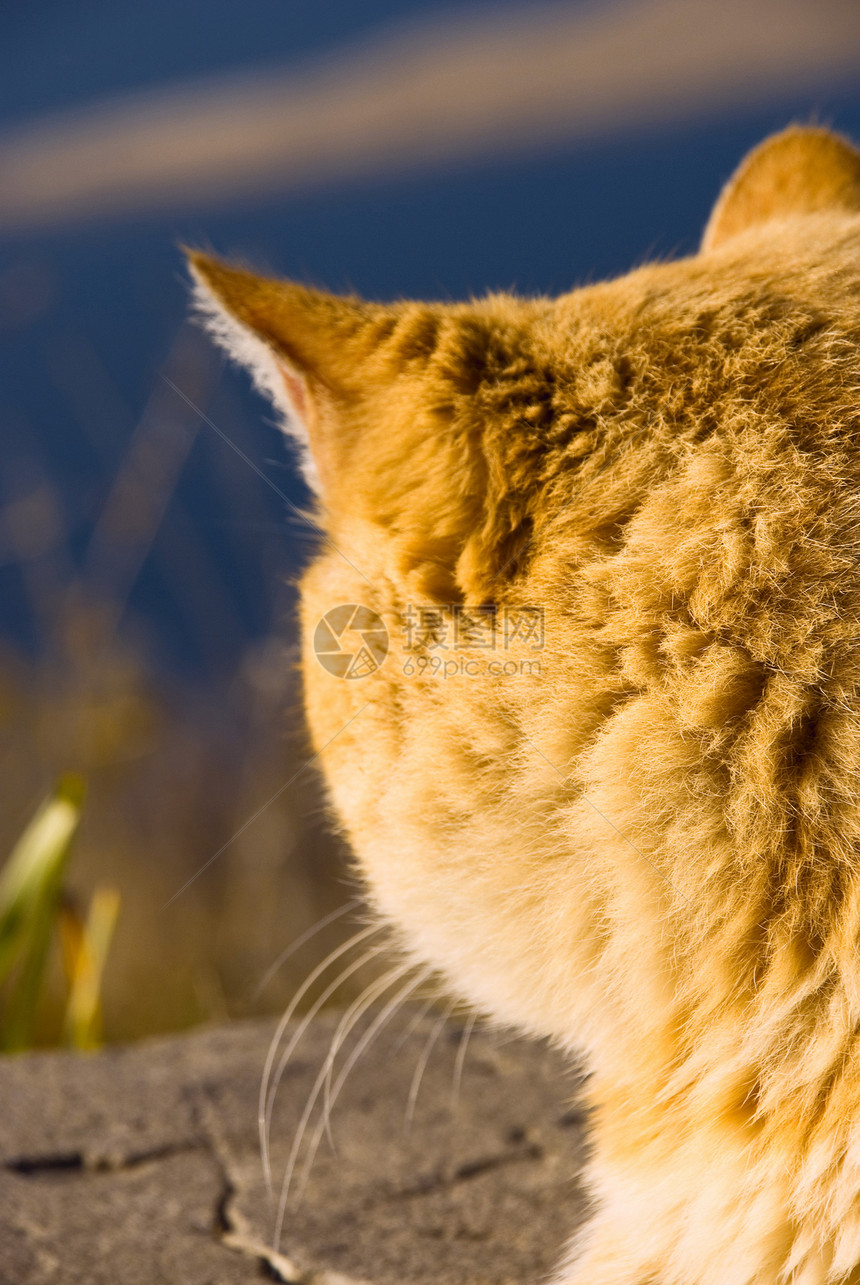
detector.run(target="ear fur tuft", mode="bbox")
[186,251,325,490]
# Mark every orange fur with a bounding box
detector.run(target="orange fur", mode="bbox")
[189,126,860,1284]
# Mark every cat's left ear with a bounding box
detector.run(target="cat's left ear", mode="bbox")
[187,251,521,602]
[702,126,860,252]
[186,250,395,495]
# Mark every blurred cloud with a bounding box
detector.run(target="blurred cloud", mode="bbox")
[0,0,859,230]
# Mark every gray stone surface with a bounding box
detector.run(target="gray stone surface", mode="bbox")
[0,1013,589,1284]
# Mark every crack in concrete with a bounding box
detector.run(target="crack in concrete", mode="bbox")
[0,1017,583,1285]
[5,1138,209,1176]
[3,1074,565,1283]
[191,1083,311,1283]
[6,1151,85,1175]
[378,1140,545,1206]
[218,1140,548,1284]
[191,1084,375,1285]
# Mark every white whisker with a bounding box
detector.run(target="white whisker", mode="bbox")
[294,967,432,1208]
[451,1011,477,1116]
[391,991,439,1055]
[320,962,432,1152]
[404,1002,454,1133]
[263,939,391,1179]
[252,898,362,1000]
[259,920,382,1197]
[273,961,420,1252]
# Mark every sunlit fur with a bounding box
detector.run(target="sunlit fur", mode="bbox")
[191,127,860,1285]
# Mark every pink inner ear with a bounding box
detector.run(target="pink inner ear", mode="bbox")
[279,361,333,492]
[281,366,308,425]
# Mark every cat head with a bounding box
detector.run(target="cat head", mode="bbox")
[187,127,860,1026]
[188,126,860,600]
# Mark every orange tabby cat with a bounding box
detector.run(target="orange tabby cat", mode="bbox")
[189,126,860,1285]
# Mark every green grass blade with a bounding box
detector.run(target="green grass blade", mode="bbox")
[63,886,120,1051]
[0,775,85,1051]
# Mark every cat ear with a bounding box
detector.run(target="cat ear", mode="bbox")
[187,251,520,602]
[186,250,391,494]
[701,126,860,253]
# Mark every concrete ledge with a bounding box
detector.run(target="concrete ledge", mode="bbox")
[1,1013,589,1284]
